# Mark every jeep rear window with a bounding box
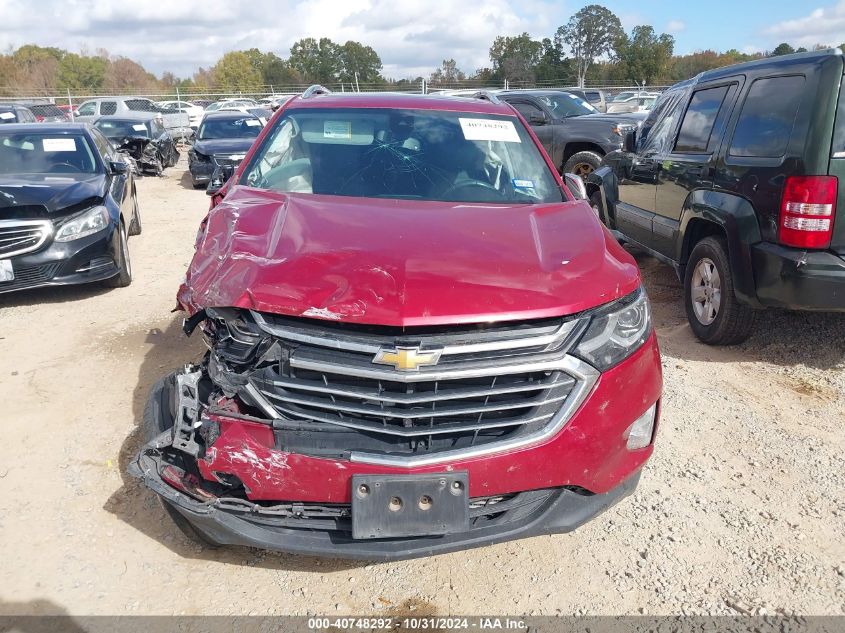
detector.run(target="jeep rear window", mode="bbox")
[241,107,564,205]
[728,75,804,158]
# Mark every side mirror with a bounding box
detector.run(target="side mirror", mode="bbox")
[563,172,588,200]
[206,164,235,196]
[528,112,547,126]
[624,129,637,153]
[108,160,128,175]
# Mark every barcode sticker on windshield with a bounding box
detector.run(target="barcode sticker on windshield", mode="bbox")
[132,124,147,132]
[459,118,520,143]
[324,121,352,139]
[42,138,77,152]
[0,112,15,120]
[245,119,261,126]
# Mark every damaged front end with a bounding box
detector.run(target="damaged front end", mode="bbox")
[114,136,170,176]
[129,303,658,560]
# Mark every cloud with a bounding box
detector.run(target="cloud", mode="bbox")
[764,1,845,47]
[0,0,559,80]
[666,20,686,33]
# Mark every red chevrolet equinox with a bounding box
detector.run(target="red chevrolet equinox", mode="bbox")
[130,88,663,560]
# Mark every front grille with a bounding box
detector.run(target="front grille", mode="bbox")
[0,262,61,292]
[0,220,52,258]
[239,312,597,464]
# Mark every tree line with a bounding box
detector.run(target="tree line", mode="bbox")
[1,3,844,96]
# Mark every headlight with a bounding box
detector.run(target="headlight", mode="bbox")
[191,151,211,163]
[54,206,110,242]
[612,123,637,136]
[573,288,651,370]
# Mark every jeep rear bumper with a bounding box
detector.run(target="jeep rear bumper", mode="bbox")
[751,242,845,310]
[129,447,640,561]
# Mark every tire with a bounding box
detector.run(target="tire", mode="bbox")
[104,222,132,288]
[143,373,221,549]
[563,151,602,180]
[128,194,142,236]
[684,236,756,345]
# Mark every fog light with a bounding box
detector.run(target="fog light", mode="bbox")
[625,403,656,450]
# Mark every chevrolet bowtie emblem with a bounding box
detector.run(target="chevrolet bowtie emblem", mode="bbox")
[373,345,442,371]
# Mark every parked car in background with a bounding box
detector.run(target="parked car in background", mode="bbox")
[94,114,179,176]
[204,98,258,113]
[588,49,845,345]
[258,95,295,109]
[498,90,639,178]
[191,99,214,109]
[130,89,662,560]
[157,100,205,130]
[74,97,191,138]
[0,123,140,293]
[22,103,69,123]
[218,104,274,125]
[0,104,36,124]
[561,89,609,112]
[57,104,77,118]
[188,111,263,187]
[607,95,658,114]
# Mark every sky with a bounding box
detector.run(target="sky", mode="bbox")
[0,0,843,81]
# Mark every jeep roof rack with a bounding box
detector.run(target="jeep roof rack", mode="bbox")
[302,85,332,99]
[471,91,501,105]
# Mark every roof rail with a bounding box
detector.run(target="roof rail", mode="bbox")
[472,90,501,105]
[302,85,332,99]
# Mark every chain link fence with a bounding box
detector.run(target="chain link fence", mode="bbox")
[0,78,675,107]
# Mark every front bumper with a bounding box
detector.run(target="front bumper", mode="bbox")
[751,242,845,310]
[0,226,119,294]
[188,160,214,184]
[130,445,640,560]
[128,334,661,559]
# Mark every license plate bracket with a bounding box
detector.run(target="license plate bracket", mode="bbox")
[0,260,14,282]
[351,472,469,539]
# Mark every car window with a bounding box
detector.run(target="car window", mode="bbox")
[673,85,730,153]
[90,129,113,160]
[94,119,151,140]
[77,102,96,116]
[28,104,64,118]
[0,132,98,173]
[728,75,805,158]
[537,93,597,117]
[509,101,546,123]
[198,117,263,140]
[100,101,117,116]
[125,99,156,112]
[242,107,564,205]
[637,89,687,155]
[585,91,601,102]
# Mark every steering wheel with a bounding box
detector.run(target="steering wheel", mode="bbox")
[51,162,82,173]
[441,179,504,199]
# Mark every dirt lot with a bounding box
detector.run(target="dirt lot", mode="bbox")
[1,159,843,617]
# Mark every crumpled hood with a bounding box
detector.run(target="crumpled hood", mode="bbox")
[179,187,640,326]
[0,174,106,216]
[193,138,255,157]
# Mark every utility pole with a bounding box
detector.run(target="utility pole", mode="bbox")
[354,71,360,92]
[67,88,74,122]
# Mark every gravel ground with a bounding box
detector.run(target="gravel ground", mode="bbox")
[0,161,843,617]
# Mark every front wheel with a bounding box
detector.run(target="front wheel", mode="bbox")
[683,236,755,345]
[104,223,132,288]
[563,151,602,180]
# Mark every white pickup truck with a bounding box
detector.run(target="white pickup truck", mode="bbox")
[73,97,192,139]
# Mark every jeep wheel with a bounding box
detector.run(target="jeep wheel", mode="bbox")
[563,151,602,180]
[684,236,755,345]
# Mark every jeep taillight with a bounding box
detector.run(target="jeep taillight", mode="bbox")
[778,176,838,249]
